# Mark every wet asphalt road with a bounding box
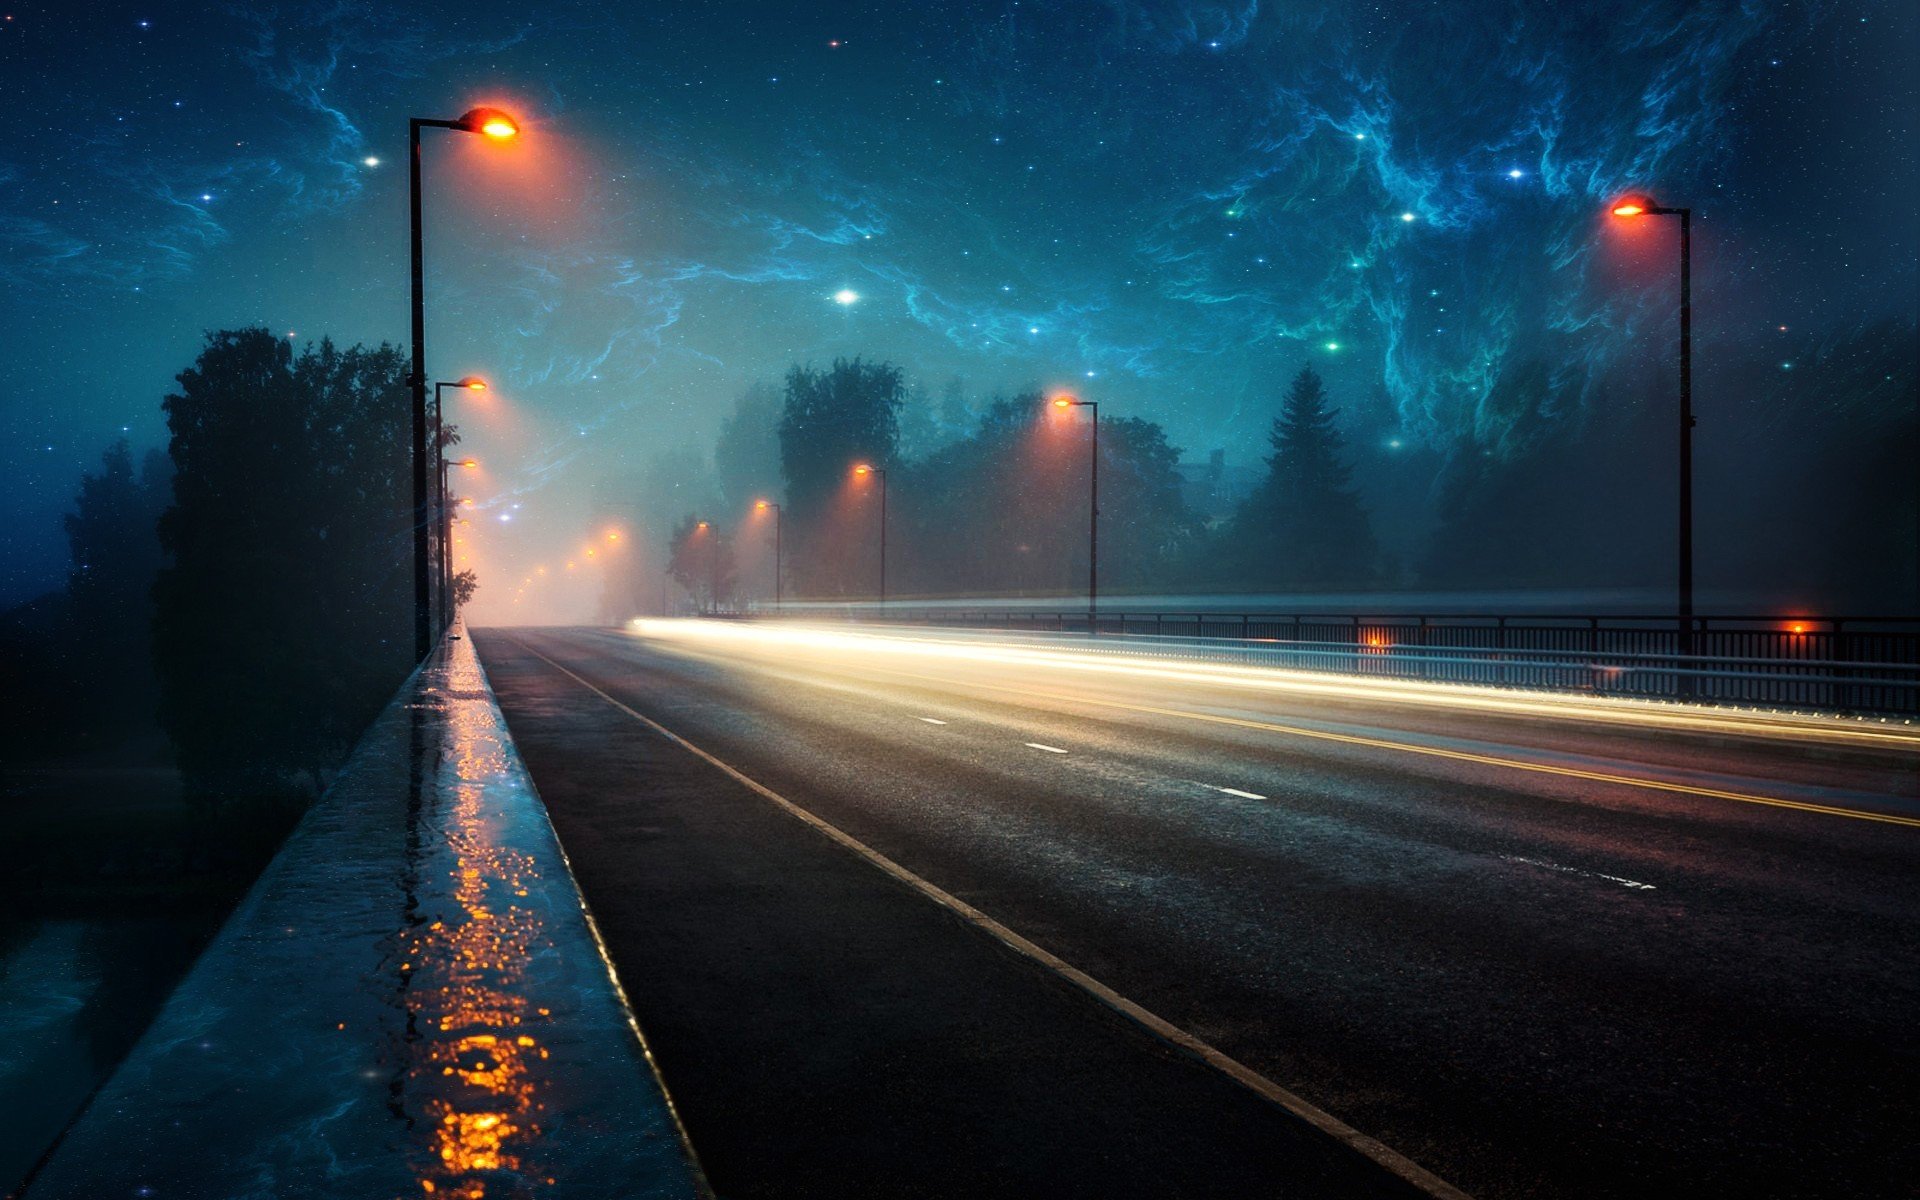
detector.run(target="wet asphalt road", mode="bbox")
[473,624,1920,1199]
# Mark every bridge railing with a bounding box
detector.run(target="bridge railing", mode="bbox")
[837,610,1920,716]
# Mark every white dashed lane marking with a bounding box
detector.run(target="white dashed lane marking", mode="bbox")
[1501,854,1657,891]
[1210,786,1269,800]
[916,717,948,725]
[1024,742,1069,754]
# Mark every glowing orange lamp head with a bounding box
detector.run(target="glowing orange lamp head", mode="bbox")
[458,458,478,468]
[460,107,519,139]
[853,463,873,477]
[1611,195,1653,218]
[696,520,710,530]
[755,500,770,511]
[458,376,487,391]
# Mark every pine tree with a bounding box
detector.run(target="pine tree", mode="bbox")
[1231,366,1376,588]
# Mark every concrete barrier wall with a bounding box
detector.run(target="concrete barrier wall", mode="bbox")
[26,634,705,1199]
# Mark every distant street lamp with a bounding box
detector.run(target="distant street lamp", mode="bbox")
[1051,393,1099,633]
[852,463,888,609]
[410,107,518,660]
[442,453,480,627]
[1610,193,1695,674]
[434,376,487,631]
[695,520,717,613]
[754,499,783,612]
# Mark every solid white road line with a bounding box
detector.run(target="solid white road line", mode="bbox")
[916,716,948,725]
[1024,742,1069,754]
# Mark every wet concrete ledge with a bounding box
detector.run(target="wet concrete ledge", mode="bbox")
[26,634,704,1199]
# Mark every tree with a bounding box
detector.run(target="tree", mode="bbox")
[1227,366,1376,589]
[452,569,481,611]
[713,382,783,515]
[63,441,171,716]
[894,393,1201,597]
[666,515,736,611]
[152,329,412,805]
[779,358,904,596]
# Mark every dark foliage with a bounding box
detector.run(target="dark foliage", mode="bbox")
[778,358,903,597]
[897,395,1200,597]
[666,515,736,611]
[1225,367,1377,588]
[152,329,412,803]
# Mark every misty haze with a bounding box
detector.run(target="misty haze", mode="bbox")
[2,3,1915,1199]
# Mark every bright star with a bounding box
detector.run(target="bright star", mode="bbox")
[1399,211,1416,222]
[363,156,380,167]
[1324,341,1341,352]
[833,289,860,306]
[1507,169,1524,179]
[1028,325,1040,334]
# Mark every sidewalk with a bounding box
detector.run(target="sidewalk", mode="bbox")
[25,633,704,1199]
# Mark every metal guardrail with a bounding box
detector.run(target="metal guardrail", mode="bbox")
[855,609,1920,716]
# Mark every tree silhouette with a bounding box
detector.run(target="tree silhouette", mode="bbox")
[778,358,903,596]
[714,382,783,516]
[896,394,1200,596]
[152,329,412,806]
[667,515,736,612]
[1228,366,1376,588]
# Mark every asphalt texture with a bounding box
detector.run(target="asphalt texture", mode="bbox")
[473,624,1920,1199]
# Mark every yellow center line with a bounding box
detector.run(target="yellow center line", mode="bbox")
[789,658,1920,830]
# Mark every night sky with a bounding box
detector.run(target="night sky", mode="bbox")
[3,0,1915,617]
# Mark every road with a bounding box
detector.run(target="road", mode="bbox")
[472,622,1920,1199]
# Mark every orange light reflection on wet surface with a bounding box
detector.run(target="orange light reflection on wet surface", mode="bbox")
[405,655,554,1197]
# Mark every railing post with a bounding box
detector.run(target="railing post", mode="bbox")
[1833,618,1851,714]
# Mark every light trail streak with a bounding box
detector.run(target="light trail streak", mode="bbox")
[625,620,1920,751]
[623,620,1920,828]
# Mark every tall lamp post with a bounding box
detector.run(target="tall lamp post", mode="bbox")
[695,520,717,614]
[445,455,479,623]
[1051,393,1099,633]
[409,105,518,660]
[852,463,888,610]
[754,499,782,612]
[434,376,487,631]
[1610,194,1694,677]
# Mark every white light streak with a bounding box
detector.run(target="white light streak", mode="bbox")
[621,620,1920,752]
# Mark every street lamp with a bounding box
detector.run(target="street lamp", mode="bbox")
[754,499,782,612]
[441,453,480,631]
[852,463,888,610]
[1051,393,1099,634]
[433,376,487,631]
[1610,192,1695,675]
[694,520,717,614]
[409,108,518,661]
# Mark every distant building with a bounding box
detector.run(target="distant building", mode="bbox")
[1175,448,1259,523]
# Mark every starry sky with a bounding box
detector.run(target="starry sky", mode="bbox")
[3,0,1915,615]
